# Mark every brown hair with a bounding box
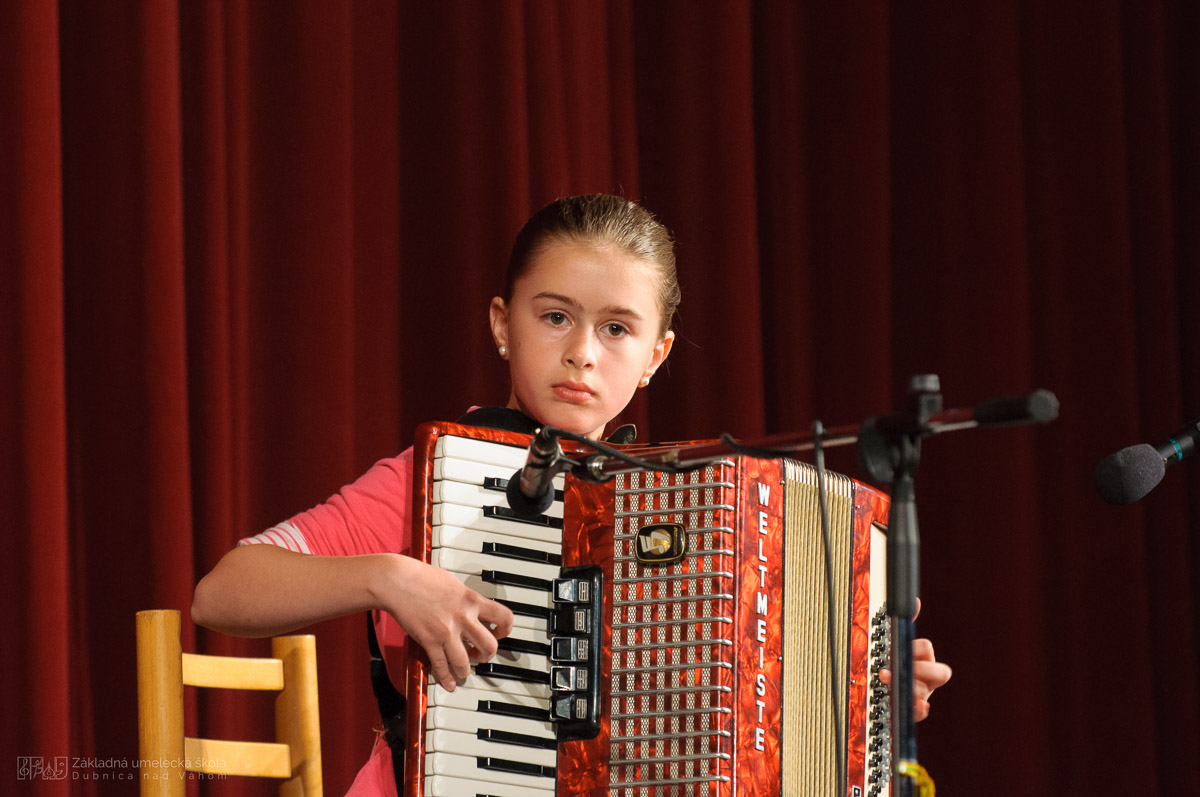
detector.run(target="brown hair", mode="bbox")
[505,194,681,337]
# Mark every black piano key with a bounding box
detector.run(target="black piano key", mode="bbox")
[482,569,553,592]
[483,505,564,529]
[476,757,556,779]
[477,728,558,750]
[477,699,549,722]
[497,637,552,657]
[482,540,563,567]
[475,662,551,685]
[495,599,550,621]
[483,476,564,504]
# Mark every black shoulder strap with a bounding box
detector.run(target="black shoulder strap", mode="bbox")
[367,613,406,788]
[455,405,540,434]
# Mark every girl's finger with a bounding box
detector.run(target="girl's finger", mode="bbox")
[913,660,953,691]
[444,638,472,685]
[478,598,514,640]
[462,621,500,661]
[425,646,455,691]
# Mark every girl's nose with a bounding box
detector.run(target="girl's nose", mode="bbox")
[564,328,597,370]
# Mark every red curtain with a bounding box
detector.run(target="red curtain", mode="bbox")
[4,1,1198,794]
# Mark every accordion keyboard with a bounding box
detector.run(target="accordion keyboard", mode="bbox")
[423,434,565,796]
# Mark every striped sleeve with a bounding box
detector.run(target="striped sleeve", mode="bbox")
[238,521,312,553]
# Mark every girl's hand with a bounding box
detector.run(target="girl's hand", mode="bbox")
[385,557,514,692]
[878,598,953,722]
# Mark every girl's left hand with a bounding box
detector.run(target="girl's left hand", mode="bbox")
[878,598,953,722]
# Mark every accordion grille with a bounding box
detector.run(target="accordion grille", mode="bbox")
[608,462,737,796]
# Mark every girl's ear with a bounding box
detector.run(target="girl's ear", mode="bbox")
[489,297,510,353]
[644,330,675,380]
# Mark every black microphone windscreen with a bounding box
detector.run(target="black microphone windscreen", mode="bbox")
[505,470,556,519]
[1094,443,1166,505]
[973,389,1060,427]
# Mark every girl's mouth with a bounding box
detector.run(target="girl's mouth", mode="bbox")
[553,382,596,403]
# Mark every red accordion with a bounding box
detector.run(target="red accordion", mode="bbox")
[404,421,892,796]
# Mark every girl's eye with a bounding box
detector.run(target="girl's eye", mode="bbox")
[605,323,629,338]
[544,312,568,326]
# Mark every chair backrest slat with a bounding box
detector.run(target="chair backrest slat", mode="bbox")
[183,737,292,778]
[182,652,285,690]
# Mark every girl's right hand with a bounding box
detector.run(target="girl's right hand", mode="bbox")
[192,545,513,692]
[384,557,514,691]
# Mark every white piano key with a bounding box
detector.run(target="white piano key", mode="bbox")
[498,610,547,633]
[436,435,530,470]
[498,624,548,646]
[435,453,568,496]
[433,504,563,543]
[429,658,552,700]
[458,667,551,700]
[424,751,557,790]
[448,571,554,611]
[431,547,563,583]
[487,647,550,673]
[426,683,548,713]
[433,524,562,558]
[432,479,565,519]
[426,705,554,740]
[434,454,506,486]
[434,453,570,492]
[491,625,552,659]
[425,774,555,797]
[425,728,557,767]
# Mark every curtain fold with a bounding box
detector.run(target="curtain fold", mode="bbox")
[3,2,1197,794]
[2,3,70,793]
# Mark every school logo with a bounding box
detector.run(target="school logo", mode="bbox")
[635,522,687,566]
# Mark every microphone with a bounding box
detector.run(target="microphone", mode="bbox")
[1094,418,1200,505]
[505,426,565,519]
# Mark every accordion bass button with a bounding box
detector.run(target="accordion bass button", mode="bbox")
[552,695,590,721]
[550,665,587,691]
[550,637,588,662]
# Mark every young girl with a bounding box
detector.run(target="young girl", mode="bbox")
[192,194,951,795]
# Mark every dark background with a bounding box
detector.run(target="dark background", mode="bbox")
[3,1,1198,794]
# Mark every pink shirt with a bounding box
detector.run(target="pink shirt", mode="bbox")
[240,448,415,796]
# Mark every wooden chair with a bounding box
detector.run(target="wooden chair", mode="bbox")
[136,609,322,796]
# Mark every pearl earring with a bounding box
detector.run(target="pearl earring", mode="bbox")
[498,345,508,357]
[640,376,651,387]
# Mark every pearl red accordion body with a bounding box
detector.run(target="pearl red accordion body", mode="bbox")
[404,422,892,796]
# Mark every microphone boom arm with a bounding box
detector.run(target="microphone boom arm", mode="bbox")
[571,388,1058,483]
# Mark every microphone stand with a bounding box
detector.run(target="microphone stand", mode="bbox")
[856,375,943,797]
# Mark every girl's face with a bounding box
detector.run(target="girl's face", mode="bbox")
[490,240,675,439]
